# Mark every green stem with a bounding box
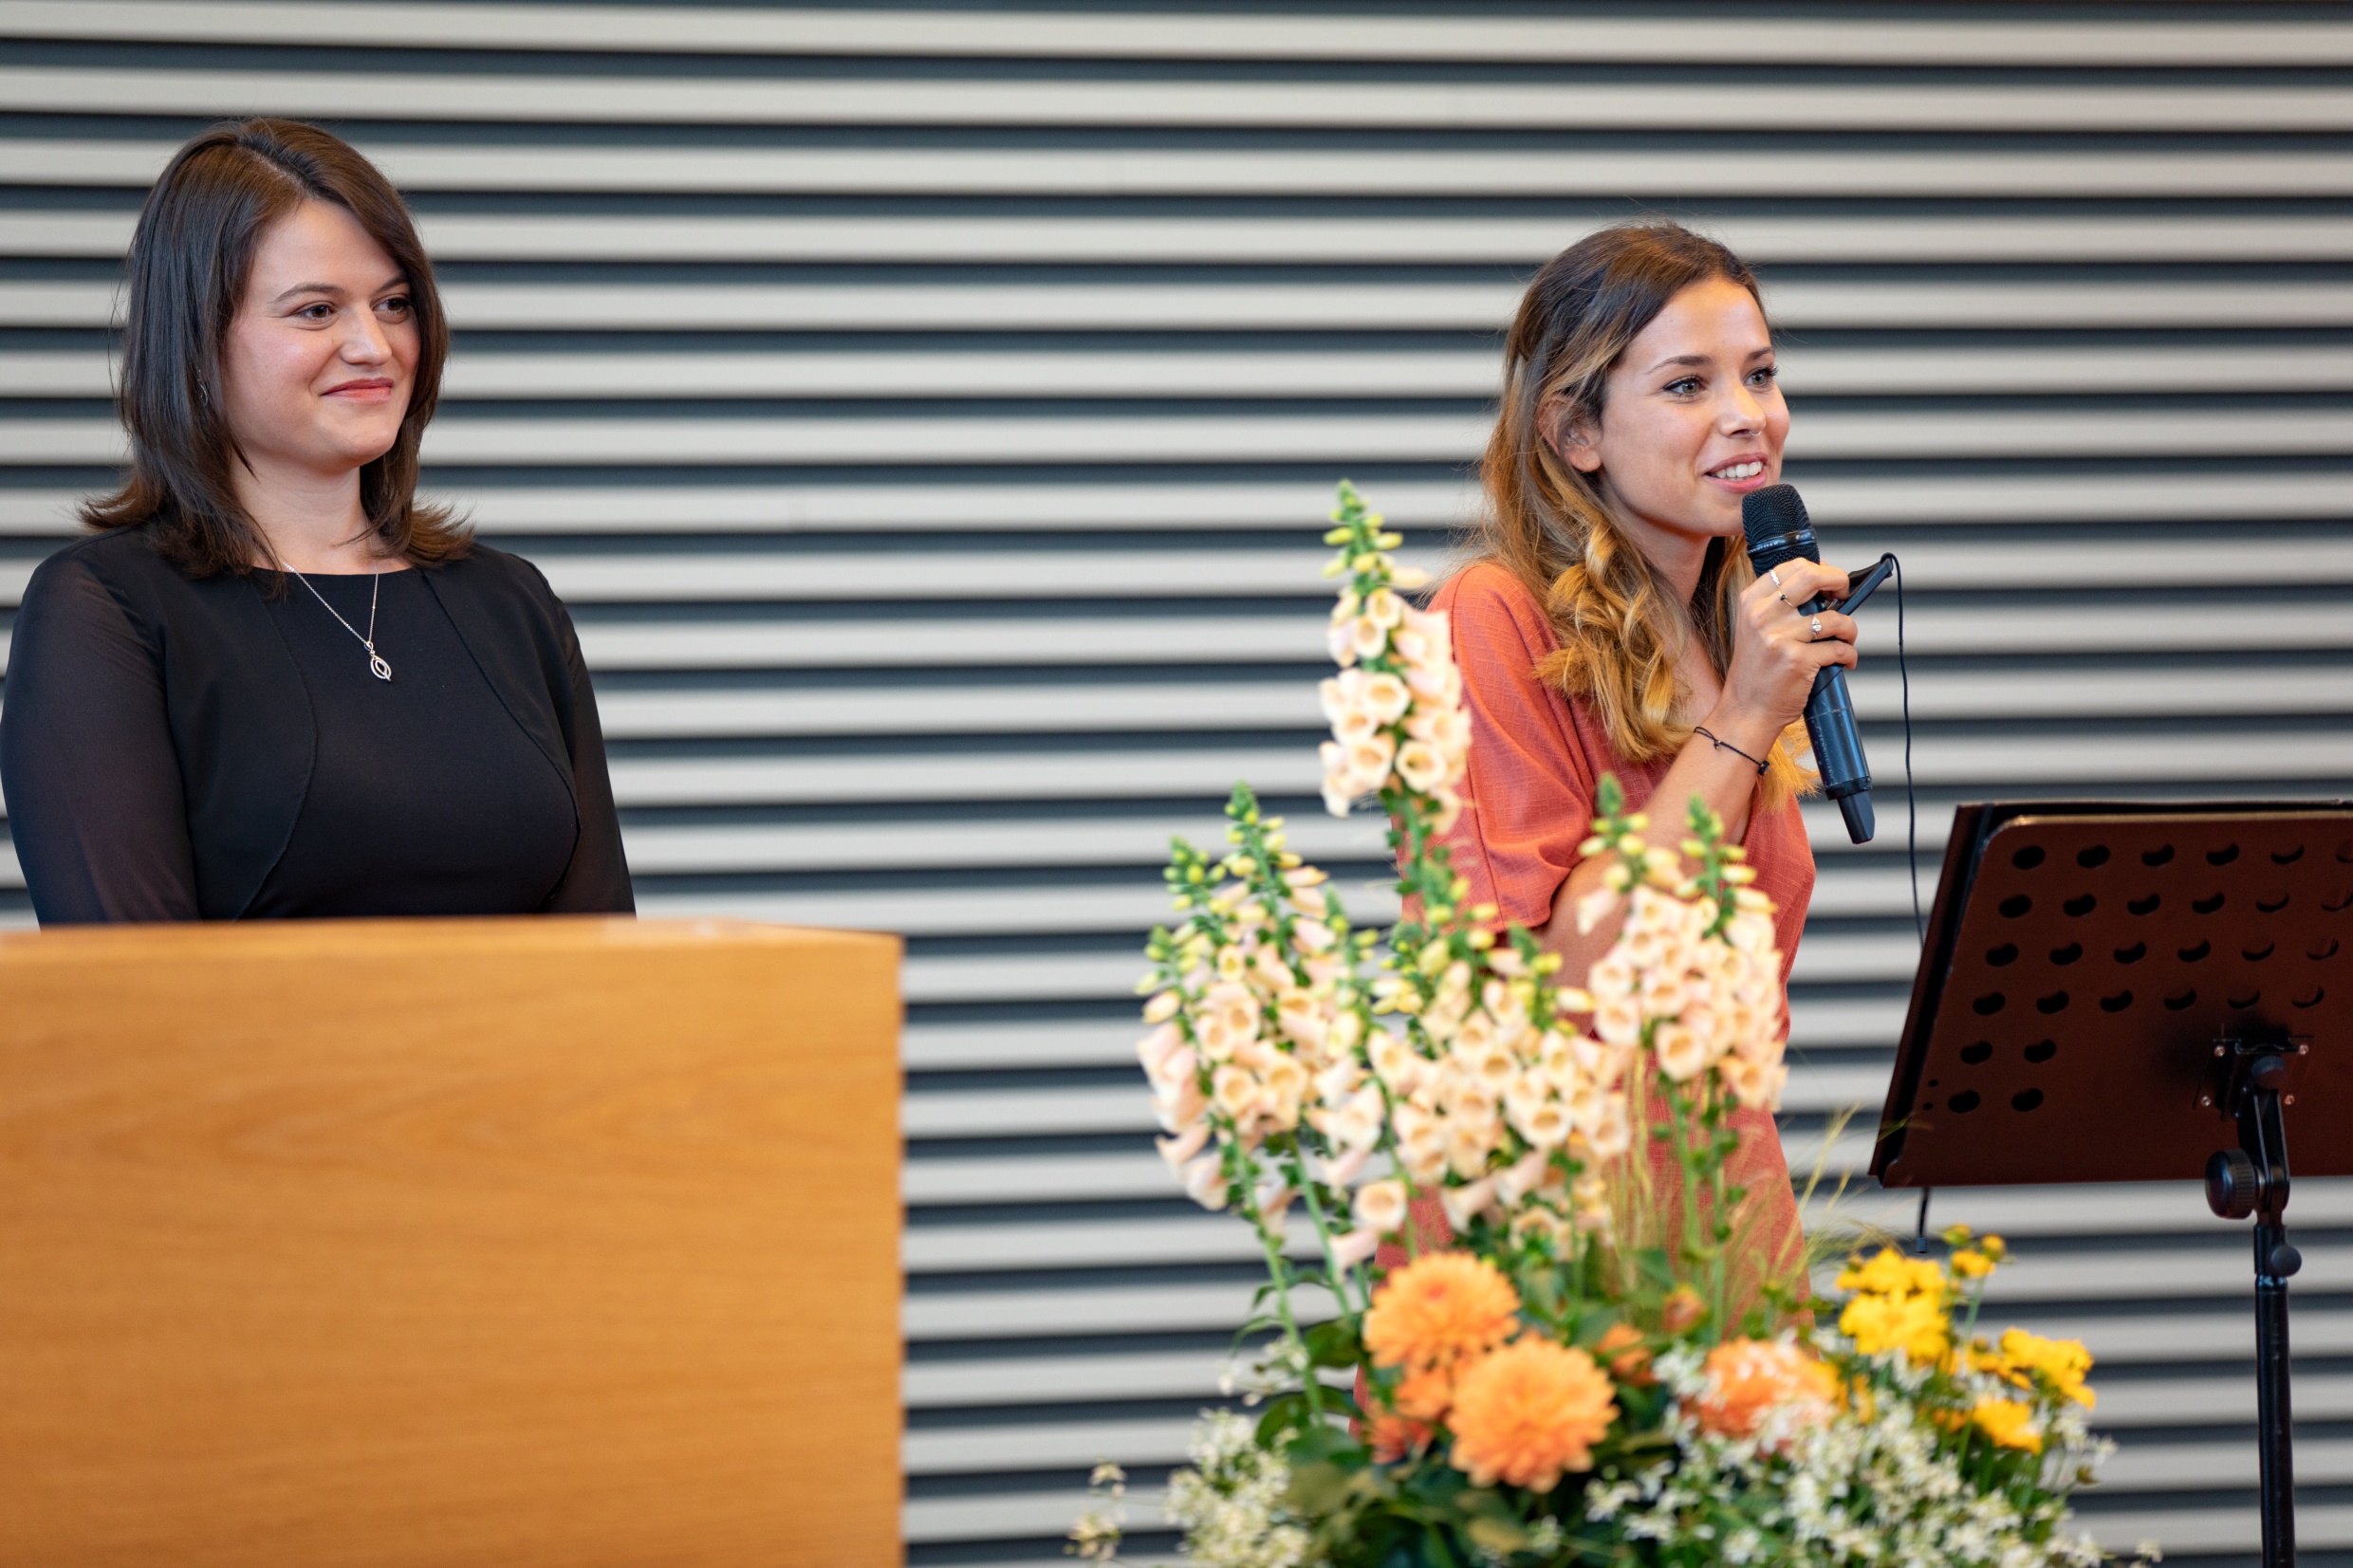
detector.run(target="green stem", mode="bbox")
[1703,1090,1732,1336]
[1254,1208,1324,1418]
[1661,1075,1708,1316]
[1286,1138,1363,1318]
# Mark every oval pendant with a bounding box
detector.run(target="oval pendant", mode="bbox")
[369,652,393,682]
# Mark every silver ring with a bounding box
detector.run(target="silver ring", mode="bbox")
[1768,567,1783,587]
[1809,615,1825,636]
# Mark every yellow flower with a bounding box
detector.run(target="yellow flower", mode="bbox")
[1992,1329,2096,1409]
[1448,1337,1619,1491]
[1364,1251,1521,1374]
[1834,1246,1953,1365]
[1951,1248,1995,1279]
[1971,1397,2043,1452]
[1839,1291,1951,1367]
[1836,1247,1948,1301]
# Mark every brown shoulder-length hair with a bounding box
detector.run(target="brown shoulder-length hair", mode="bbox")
[82,118,466,575]
[1474,218,1806,809]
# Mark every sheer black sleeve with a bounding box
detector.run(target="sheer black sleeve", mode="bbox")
[1,549,203,923]
[537,600,634,914]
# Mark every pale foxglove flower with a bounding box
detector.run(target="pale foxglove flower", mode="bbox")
[1394,738,1448,794]
[1594,994,1643,1047]
[1585,1097,1634,1158]
[1328,1227,1381,1270]
[1319,1144,1372,1190]
[1491,1146,1555,1204]
[1362,585,1406,628]
[1717,1055,1788,1112]
[1180,1154,1230,1210]
[1654,1022,1713,1082]
[1439,1175,1496,1230]
[1353,1177,1409,1235]
[1158,1122,1210,1171]
[1153,1074,1206,1133]
[1212,1063,1259,1118]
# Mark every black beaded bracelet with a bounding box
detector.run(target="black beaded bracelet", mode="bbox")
[1693,726,1769,776]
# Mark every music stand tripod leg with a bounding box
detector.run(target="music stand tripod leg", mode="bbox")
[2206,1047,2303,1568]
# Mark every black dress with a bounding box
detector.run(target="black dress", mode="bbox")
[1,524,635,924]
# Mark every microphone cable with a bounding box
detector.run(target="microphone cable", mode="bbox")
[1894,553,1922,943]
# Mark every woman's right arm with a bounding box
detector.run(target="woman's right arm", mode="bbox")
[0,553,202,923]
[1536,556,1857,985]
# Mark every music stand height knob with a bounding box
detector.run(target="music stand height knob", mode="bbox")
[2207,1147,2260,1220]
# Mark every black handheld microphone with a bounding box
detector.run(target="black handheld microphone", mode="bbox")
[1741,483,1876,844]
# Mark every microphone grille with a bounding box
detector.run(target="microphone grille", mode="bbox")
[1741,483,1808,549]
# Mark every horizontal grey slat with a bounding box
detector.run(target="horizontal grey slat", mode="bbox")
[16,343,2353,400]
[8,470,2347,536]
[9,66,2352,133]
[622,812,1396,875]
[0,478,1477,535]
[5,3,2346,65]
[905,1213,1323,1273]
[13,210,2353,267]
[9,277,2350,334]
[0,666,2314,766]
[569,604,2349,673]
[899,994,1907,1070]
[902,1087,1909,1146]
[10,138,2351,198]
[438,537,2353,600]
[0,535,2338,609]
[588,664,2353,744]
[14,407,2344,468]
[1,600,2328,675]
[622,822,1922,918]
[639,882,1405,939]
[902,1280,1337,1342]
[602,726,2353,816]
[633,858,1943,938]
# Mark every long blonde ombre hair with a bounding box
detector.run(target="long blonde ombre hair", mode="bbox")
[1475,219,1808,810]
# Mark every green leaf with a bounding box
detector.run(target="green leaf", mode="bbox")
[1255,1392,1309,1448]
[1305,1319,1365,1369]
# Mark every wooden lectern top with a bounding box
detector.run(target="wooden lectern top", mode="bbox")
[0,915,902,1568]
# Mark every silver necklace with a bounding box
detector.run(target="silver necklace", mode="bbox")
[279,557,393,681]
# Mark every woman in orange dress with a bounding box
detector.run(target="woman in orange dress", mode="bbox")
[1416,220,1861,1287]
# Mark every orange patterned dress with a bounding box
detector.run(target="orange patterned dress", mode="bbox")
[1388,561,1811,1282]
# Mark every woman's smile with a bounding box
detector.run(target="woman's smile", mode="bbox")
[1704,456,1772,492]
[324,376,398,403]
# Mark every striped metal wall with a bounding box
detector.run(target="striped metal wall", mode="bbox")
[2,4,2349,1562]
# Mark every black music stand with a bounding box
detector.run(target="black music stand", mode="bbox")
[1872,801,2353,1568]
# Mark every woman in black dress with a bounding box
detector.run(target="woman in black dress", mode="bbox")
[0,120,632,923]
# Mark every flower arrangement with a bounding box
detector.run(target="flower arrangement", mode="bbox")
[1086,482,2136,1567]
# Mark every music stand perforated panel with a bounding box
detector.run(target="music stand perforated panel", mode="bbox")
[1873,804,2353,1189]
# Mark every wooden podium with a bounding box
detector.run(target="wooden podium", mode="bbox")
[0,916,902,1568]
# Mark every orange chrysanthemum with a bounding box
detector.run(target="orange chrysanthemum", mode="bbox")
[1393,1365,1455,1422]
[1690,1337,1839,1448]
[1363,1251,1521,1374]
[1447,1337,1618,1491]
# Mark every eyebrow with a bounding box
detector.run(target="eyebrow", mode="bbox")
[269,276,407,305]
[1644,346,1776,374]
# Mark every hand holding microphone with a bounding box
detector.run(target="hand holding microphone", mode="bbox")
[1725,482,1876,843]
